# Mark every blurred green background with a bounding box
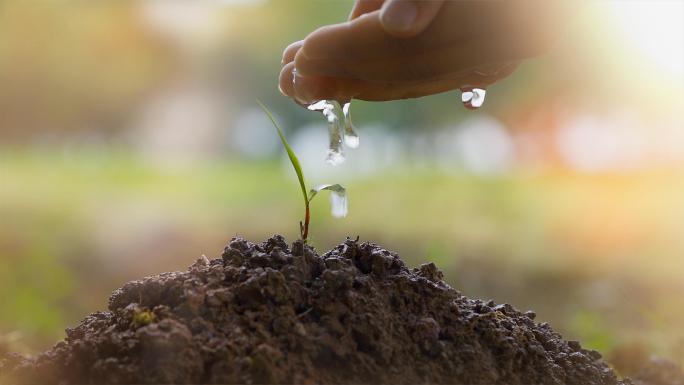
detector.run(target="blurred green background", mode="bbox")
[1,0,683,373]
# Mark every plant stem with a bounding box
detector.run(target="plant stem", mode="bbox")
[302,201,310,242]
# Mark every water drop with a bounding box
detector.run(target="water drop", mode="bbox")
[308,100,346,165]
[329,189,348,218]
[461,87,487,110]
[342,102,360,149]
[325,118,345,166]
[325,148,345,167]
[306,99,329,112]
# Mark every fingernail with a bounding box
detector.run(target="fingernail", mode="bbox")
[381,0,418,34]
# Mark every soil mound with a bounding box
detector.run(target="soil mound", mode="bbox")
[1,236,635,384]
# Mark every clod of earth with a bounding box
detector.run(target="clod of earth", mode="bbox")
[1,236,681,384]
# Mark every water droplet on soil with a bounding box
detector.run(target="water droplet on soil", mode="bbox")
[461,87,487,110]
[342,102,360,149]
[329,189,348,218]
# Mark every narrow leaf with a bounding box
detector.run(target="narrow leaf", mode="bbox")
[257,100,308,204]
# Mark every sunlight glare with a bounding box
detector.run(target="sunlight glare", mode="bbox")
[609,1,684,79]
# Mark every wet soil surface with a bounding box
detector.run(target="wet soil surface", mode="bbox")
[1,236,681,384]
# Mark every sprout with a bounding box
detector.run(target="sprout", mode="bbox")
[257,101,348,242]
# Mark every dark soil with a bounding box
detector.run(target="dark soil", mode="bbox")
[0,235,680,384]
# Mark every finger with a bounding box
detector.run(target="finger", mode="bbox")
[287,61,517,103]
[297,35,523,83]
[355,62,518,100]
[281,40,303,65]
[380,0,444,37]
[299,2,545,62]
[300,4,484,62]
[300,11,393,62]
[356,78,466,101]
[307,71,498,102]
[349,0,384,20]
[282,61,366,104]
[278,62,297,97]
[292,71,364,104]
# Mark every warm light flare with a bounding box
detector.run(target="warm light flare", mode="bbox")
[608,0,684,80]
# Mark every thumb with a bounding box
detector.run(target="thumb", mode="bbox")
[380,0,444,37]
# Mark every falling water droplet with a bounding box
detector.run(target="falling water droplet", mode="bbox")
[329,189,348,218]
[342,102,360,149]
[308,100,346,165]
[325,147,345,166]
[461,87,487,110]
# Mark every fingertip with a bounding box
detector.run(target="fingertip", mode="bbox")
[282,40,303,65]
[292,72,323,105]
[278,62,296,98]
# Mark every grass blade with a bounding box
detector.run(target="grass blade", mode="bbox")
[257,100,308,205]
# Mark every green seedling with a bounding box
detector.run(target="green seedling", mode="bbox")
[257,101,347,242]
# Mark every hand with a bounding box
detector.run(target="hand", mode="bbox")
[279,0,568,104]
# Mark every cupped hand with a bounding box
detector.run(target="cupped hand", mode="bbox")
[280,0,567,104]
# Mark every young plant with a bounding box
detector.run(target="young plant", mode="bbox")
[257,101,348,243]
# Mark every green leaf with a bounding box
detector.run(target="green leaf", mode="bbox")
[257,100,308,204]
[309,184,348,218]
[308,183,344,201]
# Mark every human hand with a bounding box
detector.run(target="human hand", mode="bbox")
[279,0,568,104]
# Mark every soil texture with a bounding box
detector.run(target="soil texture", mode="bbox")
[1,236,680,384]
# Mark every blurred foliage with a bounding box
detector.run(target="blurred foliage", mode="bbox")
[0,2,173,139]
[569,311,616,354]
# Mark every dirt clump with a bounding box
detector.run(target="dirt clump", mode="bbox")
[0,236,645,384]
